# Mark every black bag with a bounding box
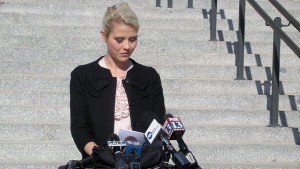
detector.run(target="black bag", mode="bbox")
[58,142,166,169]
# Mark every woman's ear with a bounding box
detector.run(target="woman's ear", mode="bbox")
[100,30,107,42]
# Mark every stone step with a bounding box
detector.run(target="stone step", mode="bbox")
[0,141,81,162]
[1,2,299,21]
[1,61,299,81]
[1,47,299,68]
[201,163,300,169]
[145,64,293,81]
[170,109,300,128]
[0,142,299,164]
[1,161,300,169]
[0,0,153,7]
[0,123,73,142]
[1,106,299,128]
[0,90,299,111]
[134,53,300,68]
[0,35,298,55]
[2,0,300,11]
[0,24,299,44]
[1,75,300,95]
[155,65,300,81]
[0,106,69,123]
[0,162,63,169]
[162,79,300,95]
[165,93,300,111]
[0,123,298,144]
[162,0,300,11]
[0,11,298,32]
[190,143,300,164]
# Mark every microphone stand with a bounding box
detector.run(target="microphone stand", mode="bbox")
[128,153,141,169]
[160,136,190,169]
[175,133,202,169]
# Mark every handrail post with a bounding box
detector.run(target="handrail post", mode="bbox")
[209,0,217,41]
[168,0,173,8]
[156,0,161,7]
[188,0,194,8]
[236,0,246,80]
[269,17,282,127]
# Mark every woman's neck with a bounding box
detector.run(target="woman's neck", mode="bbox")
[103,55,130,79]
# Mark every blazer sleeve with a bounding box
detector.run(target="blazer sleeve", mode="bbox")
[70,67,95,156]
[152,68,166,124]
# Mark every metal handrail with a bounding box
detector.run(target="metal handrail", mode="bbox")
[168,0,172,8]
[236,0,300,127]
[268,0,300,32]
[188,0,194,8]
[269,17,282,127]
[247,0,300,57]
[236,0,246,80]
[209,0,218,41]
[155,0,194,8]
[156,0,161,7]
[236,0,300,80]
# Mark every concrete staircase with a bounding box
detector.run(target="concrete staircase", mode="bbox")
[0,0,299,168]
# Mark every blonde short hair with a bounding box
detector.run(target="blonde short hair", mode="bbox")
[102,2,139,37]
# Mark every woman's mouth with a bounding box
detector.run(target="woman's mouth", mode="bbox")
[121,52,130,56]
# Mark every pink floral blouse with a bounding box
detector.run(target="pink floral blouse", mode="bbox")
[99,58,133,134]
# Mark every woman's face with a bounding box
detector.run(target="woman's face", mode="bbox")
[101,22,138,63]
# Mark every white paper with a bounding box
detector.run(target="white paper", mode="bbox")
[118,129,145,144]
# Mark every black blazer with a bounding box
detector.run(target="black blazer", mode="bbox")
[70,57,166,158]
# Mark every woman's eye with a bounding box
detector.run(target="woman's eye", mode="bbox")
[115,38,124,43]
[129,38,137,42]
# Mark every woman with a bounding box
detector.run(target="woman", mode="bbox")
[70,2,166,163]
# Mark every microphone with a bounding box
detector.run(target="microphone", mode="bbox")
[124,141,142,160]
[163,114,202,169]
[108,134,128,169]
[145,118,190,169]
[125,141,142,169]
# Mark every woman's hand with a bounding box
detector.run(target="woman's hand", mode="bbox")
[84,142,99,156]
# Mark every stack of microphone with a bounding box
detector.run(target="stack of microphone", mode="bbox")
[145,113,202,169]
[107,134,142,169]
[62,112,202,169]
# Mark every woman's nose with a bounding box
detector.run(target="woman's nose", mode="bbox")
[123,40,130,50]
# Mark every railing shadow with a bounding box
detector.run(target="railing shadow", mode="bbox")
[154,0,300,156]
[279,111,300,145]
[292,128,300,145]
[222,18,299,142]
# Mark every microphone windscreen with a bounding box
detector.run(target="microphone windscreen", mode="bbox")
[107,134,123,153]
[124,136,138,142]
[108,133,120,141]
[163,113,174,122]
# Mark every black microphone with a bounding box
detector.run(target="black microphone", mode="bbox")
[163,114,202,169]
[125,141,142,169]
[108,134,128,169]
[145,118,190,169]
